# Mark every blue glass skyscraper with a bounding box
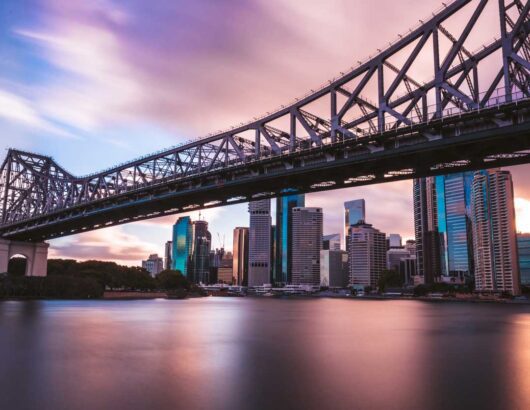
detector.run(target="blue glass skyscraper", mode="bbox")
[344,199,366,251]
[435,172,475,280]
[172,216,193,277]
[275,194,305,284]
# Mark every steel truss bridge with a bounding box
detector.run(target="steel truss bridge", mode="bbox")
[2,0,530,242]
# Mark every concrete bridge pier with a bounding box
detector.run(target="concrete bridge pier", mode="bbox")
[0,239,49,276]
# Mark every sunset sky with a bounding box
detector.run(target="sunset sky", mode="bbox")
[1,0,530,265]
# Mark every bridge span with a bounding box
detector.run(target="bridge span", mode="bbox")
[1,0,530,274]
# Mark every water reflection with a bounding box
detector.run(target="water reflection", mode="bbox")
[1,299,530,410]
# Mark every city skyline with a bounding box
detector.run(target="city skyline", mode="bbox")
[2,0,530,266]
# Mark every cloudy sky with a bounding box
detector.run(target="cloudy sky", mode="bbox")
[1,0,529,265]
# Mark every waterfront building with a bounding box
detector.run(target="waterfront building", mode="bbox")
[320,250,348,288]
[292,207,323,286]
[191,220,212,284]
[348,223,386,288]
[233,227,249,286]
[344,199,366,250]
[164,241,172,270]
[323,233,341,251]
[471,170,520,295]
[142,254,164,277]
[414,172,475,284]
[218,252,234,284]
[387,234,402,249]
[275,194,305,284]
[387,248,411,271]
[248,200,272,286]
[413,177,440,284]
[209,248,225,284]
[399,256,417,286]
[172,216,193,277]
[517,233,530,286]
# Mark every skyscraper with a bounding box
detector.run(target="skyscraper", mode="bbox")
[517,233,530,286]
[471,169,520,295]
[291,207,323,286]
[191,220,211,284]
[172,216,193,277]
[348,223,386,288]
[414,172,475,284]
[413,177,441,284]
[164,240,172,270]
[275,194,305,284]
[233,227,249,286]
[248,199,272,286]
[436,172,475,282]
[344,199,366,250]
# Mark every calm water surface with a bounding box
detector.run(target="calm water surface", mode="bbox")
[1,298,530,410]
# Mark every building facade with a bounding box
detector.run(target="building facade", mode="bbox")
[275,194,305,284]
[248,200,272,286]
[348,223,386,288]
[471,169,520,295]
[344,199,366,250]
[291,207,323,285]
[323,233,341,251]
[164,241,172,270]
[191,220,211,284]
[218,252,233,284]
[414,172,476,284]
[320,250,348,288]
[233,227,249,286]
[517,233,530,286]
[142,254,164,277]
[172,216,193,277]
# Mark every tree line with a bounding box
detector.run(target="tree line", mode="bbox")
[0,258,192,299]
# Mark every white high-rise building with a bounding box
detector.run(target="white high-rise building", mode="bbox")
[248,200,271,286]
[292,207,323,286]
[348,223,387,288]
[471,169,520,295]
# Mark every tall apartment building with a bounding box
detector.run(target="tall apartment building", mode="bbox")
[164,241,172,270]
[248,200,272,286]
[233,227,249,286]
[275,194,305,284]
[471,169,520,295]
[348,223,386,288]
[291,207,323,286]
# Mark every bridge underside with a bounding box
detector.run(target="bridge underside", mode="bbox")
[2,102,530,242]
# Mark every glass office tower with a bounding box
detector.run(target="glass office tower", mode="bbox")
[344,199,366,250]
[435,172,475,281]
[275,194,305,284]
[172,216,193,277]
[517,233,530,286]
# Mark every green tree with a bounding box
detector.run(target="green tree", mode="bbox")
[378,269,404,293]
[156,270,190,290]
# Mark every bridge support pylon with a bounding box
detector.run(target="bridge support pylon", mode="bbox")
[0,239,49,276]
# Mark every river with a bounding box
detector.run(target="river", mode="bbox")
[1,298,529,410]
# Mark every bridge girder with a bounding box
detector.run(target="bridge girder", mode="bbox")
[1,0,530,240]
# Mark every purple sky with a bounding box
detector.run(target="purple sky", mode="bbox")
[1,0,529,265]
